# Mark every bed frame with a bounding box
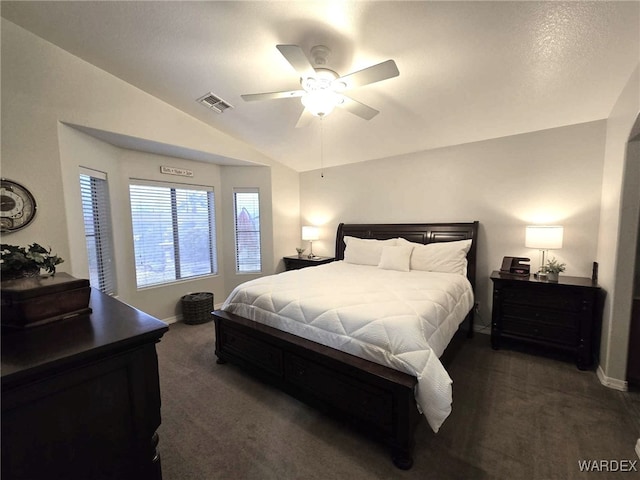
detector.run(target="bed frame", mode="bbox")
[213,222,479,469]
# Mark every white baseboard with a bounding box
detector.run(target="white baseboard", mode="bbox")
[165,305,223,325]
[162,315,180,325]
[635,438,640,460]
[596,365,628,391]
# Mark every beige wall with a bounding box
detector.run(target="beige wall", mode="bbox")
[1,19,300,320]
[300,121,607,333]
[597,65,640,386]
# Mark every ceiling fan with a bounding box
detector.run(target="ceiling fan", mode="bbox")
[241,44,399,127]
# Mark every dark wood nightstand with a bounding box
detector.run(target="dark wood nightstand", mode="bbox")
[490,271,602,370]
[283,255,335,271]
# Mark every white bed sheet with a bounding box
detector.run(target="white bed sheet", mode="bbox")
[221,261,474,432]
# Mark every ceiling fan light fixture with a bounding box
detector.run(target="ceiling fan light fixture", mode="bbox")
[301,90,340,117]
[333,80,348,91]
[301,69,338,93]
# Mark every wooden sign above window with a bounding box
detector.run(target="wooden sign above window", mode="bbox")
[160,166,193,177]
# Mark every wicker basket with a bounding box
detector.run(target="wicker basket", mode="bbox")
[181,292,214,325]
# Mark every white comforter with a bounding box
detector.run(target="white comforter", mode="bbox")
[221,261,474,432]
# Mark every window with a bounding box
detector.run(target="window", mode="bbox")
[234,189,261,273]
[129,180,217,288]
[79,168,117,295]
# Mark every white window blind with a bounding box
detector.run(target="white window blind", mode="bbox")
[79,168,117,295]
[234,189,261,273]
[129,180,217,288]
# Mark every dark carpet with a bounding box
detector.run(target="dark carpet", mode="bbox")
[156,321,640,480]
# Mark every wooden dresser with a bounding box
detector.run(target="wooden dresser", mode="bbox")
[1,288,169,480]
[490,271,602,370]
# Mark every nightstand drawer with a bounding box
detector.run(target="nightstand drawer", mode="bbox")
[502,317,577,346]
[501,303,579,329]
[502,287,583,311]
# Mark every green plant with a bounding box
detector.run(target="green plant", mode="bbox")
[543,257,566,274]
[1,243,64,278]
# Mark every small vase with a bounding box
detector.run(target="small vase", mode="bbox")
[547,272,559,282]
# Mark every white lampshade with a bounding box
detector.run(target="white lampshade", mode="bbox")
[525,226,564,250]
[302,226,320,241]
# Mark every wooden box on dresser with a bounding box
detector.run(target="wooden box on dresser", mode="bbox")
[490,271,603,370]
[1,288,169,480]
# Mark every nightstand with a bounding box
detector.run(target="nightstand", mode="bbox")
[490,271,602,370]
[283,256,335,271]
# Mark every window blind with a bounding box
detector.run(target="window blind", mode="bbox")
[129,180,217,288]
[234,189,261,273]
[79,169,117,295]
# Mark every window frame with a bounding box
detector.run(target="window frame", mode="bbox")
[79,167,117,296]
[233,188,262,274]
[129,179,218,289]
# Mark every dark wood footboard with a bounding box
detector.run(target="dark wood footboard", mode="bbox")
[213,309,422,469]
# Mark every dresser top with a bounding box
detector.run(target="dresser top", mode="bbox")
[1,289,168,386]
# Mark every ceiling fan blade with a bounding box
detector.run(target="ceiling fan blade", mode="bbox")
[337,59,399,89]
[338,96,379,120]
[295,108,314,128]
[241,90,305,102]
[276,45,316,79]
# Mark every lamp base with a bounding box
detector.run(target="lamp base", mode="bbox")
[534,272,548,281]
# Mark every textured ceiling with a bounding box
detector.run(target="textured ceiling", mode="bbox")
[2,1,639,172]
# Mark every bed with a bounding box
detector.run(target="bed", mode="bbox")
[213,222,479,469]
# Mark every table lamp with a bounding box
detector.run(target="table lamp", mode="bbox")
[525,225,564,274]
[302,226,319,258]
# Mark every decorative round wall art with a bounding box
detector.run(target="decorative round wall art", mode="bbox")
[1,178,37,233]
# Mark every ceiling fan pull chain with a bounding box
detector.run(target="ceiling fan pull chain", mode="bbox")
[320,116,324,178]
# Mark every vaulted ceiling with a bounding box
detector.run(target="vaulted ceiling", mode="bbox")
[2,1,639,172]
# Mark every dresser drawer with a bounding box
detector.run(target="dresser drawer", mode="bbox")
[284,353,394,434]
[502,287,583,311]
[219,327,283,376]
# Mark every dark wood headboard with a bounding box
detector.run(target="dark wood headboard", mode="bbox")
[335,222,480,290]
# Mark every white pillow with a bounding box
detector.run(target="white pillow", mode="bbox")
[343,236,397,266]
[397,238,472,275]
[378,245,414,272]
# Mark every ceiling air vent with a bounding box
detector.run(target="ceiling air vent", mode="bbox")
[197,92,233,113]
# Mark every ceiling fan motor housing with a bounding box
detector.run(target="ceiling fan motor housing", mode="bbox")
[310,45,331,66]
